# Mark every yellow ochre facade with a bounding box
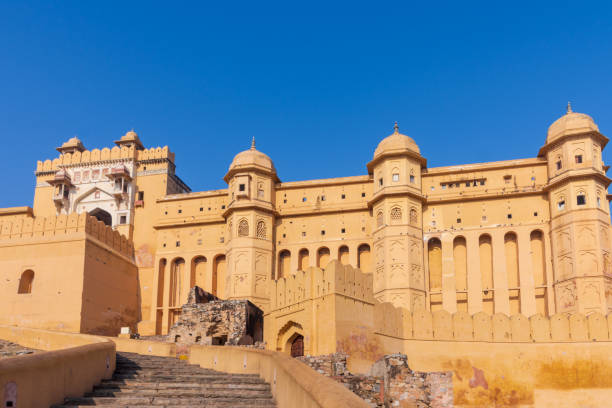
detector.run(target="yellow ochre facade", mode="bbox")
[1,105,611,344]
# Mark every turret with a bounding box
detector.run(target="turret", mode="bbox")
[367,123,427,310]
[222,138,278,311]
[541,104,612,314]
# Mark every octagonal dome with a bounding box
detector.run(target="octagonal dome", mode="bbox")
[228,137,275,172]
[547,103,599,144]
[373,123,420,159]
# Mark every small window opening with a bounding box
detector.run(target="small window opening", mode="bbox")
[321,230,326,235]
[597,197,601,208]
[480,180,485,186]
[321,195,326,201]
[577,195,586,206]
[558,200,565,210]
[341,194,346,199]
[176,241,180,247]
[507,214,512,219]
[137,191,144,201]
[163,243,166,247]
[282,233,286,238]
[221,205,226,209]
[466,181,471,187]
[239,184,246,192]
[482,215,487,222]
[392,173,399,182]
[120,215,127,224]
[442,184,447,189]
[341,228,346,233]
[556,161,562,170]
[178,209,182,214]
[283,199,287,203]
[302,231,306,237]
[200,207,203,211]
[575,155,583,164]
[379,178,383,186]
[361,192,366,197]
[456,218,461,223]
[410,175,415,183]
[533,212,538,216]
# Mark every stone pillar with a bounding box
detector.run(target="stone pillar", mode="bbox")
[492,231,509,315]
[466,231,482,314]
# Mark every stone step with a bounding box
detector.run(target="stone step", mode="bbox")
[85,388,272,398]
[57,396,276,406]
[51,352,276,407]
[95,381,270,391]
[53,404,275,408]
[110,374,266,383]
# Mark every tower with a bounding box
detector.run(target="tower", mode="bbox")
[223,138,278,311]
[541,104,612,315]
[367,123,427,310]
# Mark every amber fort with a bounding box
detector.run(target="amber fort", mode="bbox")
[3,104,612,407]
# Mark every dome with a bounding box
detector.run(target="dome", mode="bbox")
[115,129,144,149]
[121,130,139,141]
[547,103,599,144]
[373,123,420,159]
[228,137,275,172]
[56,136,86,153]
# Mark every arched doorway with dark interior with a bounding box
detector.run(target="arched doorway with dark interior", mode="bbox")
[89,208,112,226]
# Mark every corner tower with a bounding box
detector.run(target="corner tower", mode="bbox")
[540,104,612,315]
[367,124,427,310]
[223,138,278,311]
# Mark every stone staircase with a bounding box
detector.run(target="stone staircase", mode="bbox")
[52,352,276,407]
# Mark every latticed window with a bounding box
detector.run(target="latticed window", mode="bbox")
[376,211,383,227]
[391,206,402,222]
[410,208,417,224]
[238,219,249,237]
[256,220,266,239]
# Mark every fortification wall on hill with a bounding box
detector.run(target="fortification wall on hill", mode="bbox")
[375,302,612,342]
[0,213,133,258]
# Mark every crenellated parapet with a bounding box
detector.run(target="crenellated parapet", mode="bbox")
[0,213,133,258]
[35,145,174,174]
[271,260,375,310]
[375,302,612,342]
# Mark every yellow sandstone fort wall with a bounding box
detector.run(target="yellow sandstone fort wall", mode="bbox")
[0,213,138,335]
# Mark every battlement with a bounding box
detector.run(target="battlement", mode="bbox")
[36,145,174,173]
[375,302,612,342]
[271,260,375,310]
[0,213,133,258]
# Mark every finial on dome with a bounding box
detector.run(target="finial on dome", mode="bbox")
[393,122,399,134]
[251,137,256,150]
[567,101,572,114]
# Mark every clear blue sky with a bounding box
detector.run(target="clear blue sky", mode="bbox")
[1,1,611,207]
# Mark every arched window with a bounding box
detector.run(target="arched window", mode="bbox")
[392,167,400,183]
[18,270,34,294]
[376,211,384,227]
[390,206,402,223]
[278,250,291,279]
[409,208,418,225]
[576,190,587,206]
[256,220,266,239]
[238,219,249,237]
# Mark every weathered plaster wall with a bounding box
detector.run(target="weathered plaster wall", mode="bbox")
[0,325,115,408]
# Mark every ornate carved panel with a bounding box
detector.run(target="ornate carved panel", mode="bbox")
[556,281,577,312]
